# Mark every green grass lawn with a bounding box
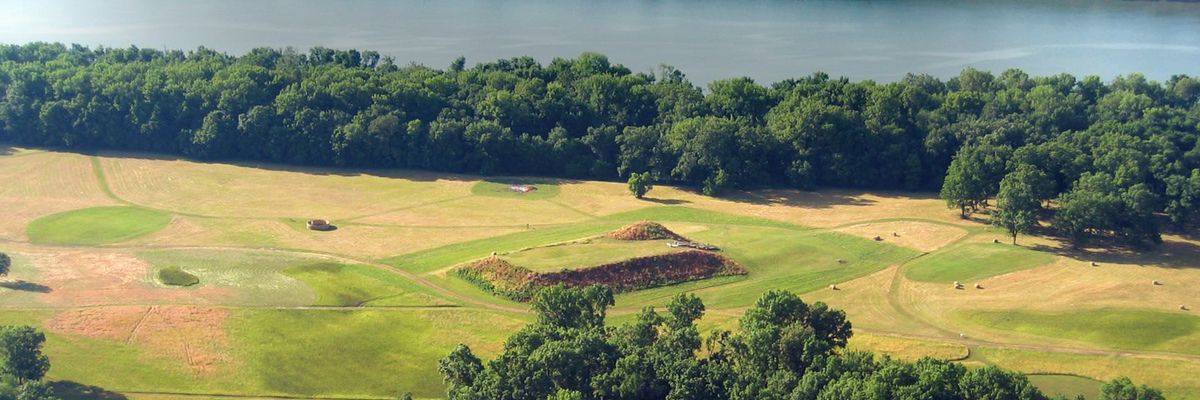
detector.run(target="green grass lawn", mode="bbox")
[386,206,917,311]
[282,262,453,307]
[961,308,1200,354]
[27,206,171,245]
[618,226,918,309]
[227,309,528,398]
[501,237,684,272]
[382,206,806,275]
[470,179,560,200]
[1028,374,1102,400]
[138,249,318,306]
[156,266,199,286]
[904,242,1054,283]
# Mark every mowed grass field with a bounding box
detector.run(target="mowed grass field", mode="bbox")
[1,147,1198,399]
[27,206,171,246]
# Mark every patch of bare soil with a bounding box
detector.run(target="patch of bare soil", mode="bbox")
[47,306,231,374]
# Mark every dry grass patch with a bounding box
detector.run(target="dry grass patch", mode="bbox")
[835,221,968,252]
[98,154,472,219]
[897,256,1200,349]
[123,216,522,258]
[0,152,117,241]
[849,332,968,361]
[806,266,946,337]
[357,196,590,227]
[48,306,232,374]
[551,180,658,216]
[19,248,232,307]
[670,188,964,228]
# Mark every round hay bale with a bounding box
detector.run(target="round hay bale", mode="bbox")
[836,258,847,264]
[1152,280,1162,286]
[874,236,883,241]
[974,283,983,289]
[1181,305,1189,311]
[992,239,1000,244]
[829,284,838,290]
[1091,262,1099,267]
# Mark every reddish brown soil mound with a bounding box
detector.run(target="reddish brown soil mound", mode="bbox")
[607,221,688,241]
[456,250,746,301]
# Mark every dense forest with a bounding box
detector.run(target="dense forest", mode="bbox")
[1,43,1198,246]
[438,285,1163,400]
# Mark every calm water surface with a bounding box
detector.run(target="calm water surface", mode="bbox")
[2,0,1198,83]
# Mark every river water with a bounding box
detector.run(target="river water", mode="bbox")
[2,0,1198,83]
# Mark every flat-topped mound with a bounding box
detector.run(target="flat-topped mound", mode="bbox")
[608,221,688,241]
[457,250,746,301]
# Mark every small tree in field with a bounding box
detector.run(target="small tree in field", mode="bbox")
[993,166,1046,244]
[0,253,9,278]
[628,172,653,199]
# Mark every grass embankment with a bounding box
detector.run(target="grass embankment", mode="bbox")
[502,237,684,273]
[904,242,1054,283]
[156,267,199,287]
[27,206,171,245]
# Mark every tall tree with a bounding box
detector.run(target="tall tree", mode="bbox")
[0,326,50,384]
[994,165,1048,243]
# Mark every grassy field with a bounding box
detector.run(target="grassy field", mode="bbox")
[904,242,1055,283]
[471,179,561,200]
[282,262,452,307]
[1028,374,1103,400]
[27,206,171,245]
[961,308,1200,354]
[3,147,1200,399]
[501,237,684,272]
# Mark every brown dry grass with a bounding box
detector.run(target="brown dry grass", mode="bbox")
[11,247,232,307]
[123,216,522,258]
[98,154,474,219]
[355,196,591,227]
[849,332,969,361]
[0,152,118,241]
[806,266,947,337]
[896,253,1200,348]
[835,221,969,252]
[47,306,231,374]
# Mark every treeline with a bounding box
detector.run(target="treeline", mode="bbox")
[1,43,1198,245]
[439,285,1163,400]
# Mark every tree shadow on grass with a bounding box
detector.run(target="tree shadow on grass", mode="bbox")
[1030,236,1200,270]
[49,381,127,400]
[640,197,691,205]
[717,188,882,209]
[91,148,592,184]
[0,280,51,293]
